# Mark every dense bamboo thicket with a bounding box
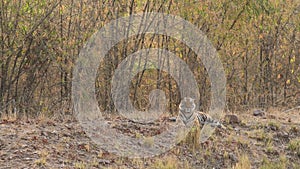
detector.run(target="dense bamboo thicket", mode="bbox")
[0,0,299,117]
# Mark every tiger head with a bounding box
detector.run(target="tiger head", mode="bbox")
[179,97,196,113]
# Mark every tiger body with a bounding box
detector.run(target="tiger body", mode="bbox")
[196,111,226,129]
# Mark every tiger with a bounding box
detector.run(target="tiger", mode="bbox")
[178,97,226,129]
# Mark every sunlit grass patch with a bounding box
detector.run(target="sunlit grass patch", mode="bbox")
[233,153,251,169]
[248,129,271,142]
[148,156,192,169]
[267,120,281,130]
[237,136,250,148]
[34,149,48,167]
[260,155,287,169]
[265,139,276,154]
[74,161,87,169]
[150,156,181,169]
[287,138,300,156]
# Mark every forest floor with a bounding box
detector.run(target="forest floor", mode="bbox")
[0,109,299,169]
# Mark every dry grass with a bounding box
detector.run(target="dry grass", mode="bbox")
[183,125,201,152]
[74,161,87,169]
[0,110,18,121]
[149,156,186,169]
[260,155,288,169]
[288,138,300,156]
[233,154,251,169]
[34,149,48,167]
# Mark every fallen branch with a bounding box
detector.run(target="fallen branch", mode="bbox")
[282,105,300,113]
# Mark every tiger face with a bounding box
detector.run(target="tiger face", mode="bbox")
[179,97,196,113]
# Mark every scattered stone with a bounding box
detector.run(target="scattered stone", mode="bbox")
[229,153,238,162]
[276,132,290,142]
[168,117,177,122]
[224,114,239,124]
[281,132,289,138]
[253,109,265,116]
[98,159,111,165]
[270,126,278,131]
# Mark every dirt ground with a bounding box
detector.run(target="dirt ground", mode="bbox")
[0,109,299,169]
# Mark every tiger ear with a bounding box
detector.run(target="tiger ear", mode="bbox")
[179,103,183,110]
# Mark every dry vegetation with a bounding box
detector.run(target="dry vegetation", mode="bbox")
[0,0,299,168]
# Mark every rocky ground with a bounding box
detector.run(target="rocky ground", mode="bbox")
[0,109,299,169]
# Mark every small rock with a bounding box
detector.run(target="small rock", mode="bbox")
[168,117,177,122]
[276,132,290,142]
[225,114,239,124]
[229,153,238,162]
[270,126,278,131]
[253,109,265,116]
[282,132,289,138]
[98,159,111,165]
